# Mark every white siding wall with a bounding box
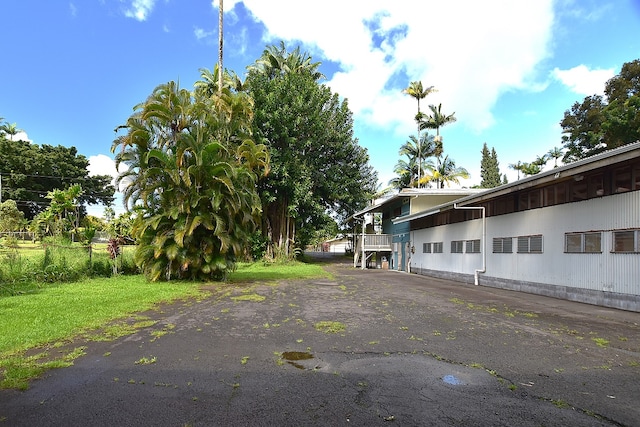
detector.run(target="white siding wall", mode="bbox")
[411,219,483,276]
[410,191,640,297]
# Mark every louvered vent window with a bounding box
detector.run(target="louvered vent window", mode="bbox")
[492,237,513,253]
[451,240,464,253]
[517,235,543,254]
[465,239,481,253]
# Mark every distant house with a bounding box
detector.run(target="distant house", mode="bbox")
[323,235,352,254]
[387,142,640,312]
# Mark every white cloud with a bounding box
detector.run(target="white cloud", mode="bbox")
[194,27,215,40]
[236,1,555,137]
[87,155,130,216]
[12,131,31,142]
[69,3,77,17]
[551,65,615,96]
[88,154,117,178]
[123,0,157,21]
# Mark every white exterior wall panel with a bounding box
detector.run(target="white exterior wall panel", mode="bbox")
[410,191,640,298]
[411,219,483,276]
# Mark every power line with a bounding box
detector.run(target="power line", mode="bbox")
[0,172,114,180]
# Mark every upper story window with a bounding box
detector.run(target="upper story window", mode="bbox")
[614,166,632,193]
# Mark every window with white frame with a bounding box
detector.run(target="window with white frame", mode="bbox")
[565,232,602,253]
[451,240,464,253]
[433,242,443,253]
[612,230,639,253]
[423,242,431,253]
[465,239,481,253]
[517,235,543,253]
[492,237,513,253]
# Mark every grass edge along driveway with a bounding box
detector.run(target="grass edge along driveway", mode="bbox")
[0,260,330,390]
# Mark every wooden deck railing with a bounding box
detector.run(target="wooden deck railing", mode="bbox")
[356,234,393,251]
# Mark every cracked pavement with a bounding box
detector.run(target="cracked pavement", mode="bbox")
[2,253,639,426]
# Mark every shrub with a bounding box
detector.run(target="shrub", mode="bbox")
[1,236,19,248]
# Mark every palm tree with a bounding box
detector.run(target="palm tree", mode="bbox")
[194,65,246,98]
[547,147,564,168]
[533,154,548,168]
[520,161,543,176]
[419,103,456,188]
[388,133,437,190]
[509,161,524,180]
[424,156,469,188]
[0,122,22,141]
[247,41,325,81]
[400,134,436,168]
[403,81,436,187]
[112,81,268,281]
[389,158,416,190]
[218,0,223,95]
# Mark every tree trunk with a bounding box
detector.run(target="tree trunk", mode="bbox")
[218,0,223,94]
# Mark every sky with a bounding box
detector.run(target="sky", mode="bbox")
[2,0,640,217]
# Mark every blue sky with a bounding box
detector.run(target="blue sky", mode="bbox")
[2,0,640,216]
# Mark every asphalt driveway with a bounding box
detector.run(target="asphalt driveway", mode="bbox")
[2,253,639,426]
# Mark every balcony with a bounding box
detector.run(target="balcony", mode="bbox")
[356,234,393,251]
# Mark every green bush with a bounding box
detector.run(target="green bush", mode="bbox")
[1,236,18,248]
[249,231,268,260]
[0,244,140,296]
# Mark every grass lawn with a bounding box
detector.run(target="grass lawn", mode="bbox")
[0,258,330,389]
[0,275,204,355]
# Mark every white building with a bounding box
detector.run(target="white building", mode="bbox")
[393,142,640,312]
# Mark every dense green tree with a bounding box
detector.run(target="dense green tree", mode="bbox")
[44,184,83,238]
[0,136,114,219]
[247,44,376,258]
[111,81,268,281]
[0,200,25,232]
[561,59,640,162]
[82,214,107,232]
[480,143,502,188]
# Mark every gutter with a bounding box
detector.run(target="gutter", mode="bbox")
[453,203,486,286]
